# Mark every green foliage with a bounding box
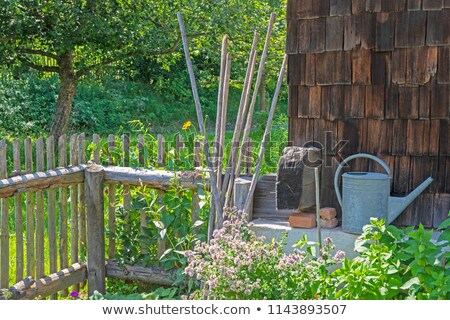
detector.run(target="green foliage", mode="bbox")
[333,216,450,300]
[185,209,344,300]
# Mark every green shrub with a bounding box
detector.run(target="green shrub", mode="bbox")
[184,209,344,300]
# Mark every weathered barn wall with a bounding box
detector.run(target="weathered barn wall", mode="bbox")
[286,0,450,227]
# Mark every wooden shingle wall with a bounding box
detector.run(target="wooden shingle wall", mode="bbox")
[287,0,450,227]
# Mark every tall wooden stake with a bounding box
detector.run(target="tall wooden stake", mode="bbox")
[177,12,224,238]
[236,13,276,178]
[244,54,287,213]
[222,31,259,208]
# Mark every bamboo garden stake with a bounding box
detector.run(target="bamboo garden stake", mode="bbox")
[243,54,287,212]
[177,12,224,237]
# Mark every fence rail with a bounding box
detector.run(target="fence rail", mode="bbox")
[0,132,253,298]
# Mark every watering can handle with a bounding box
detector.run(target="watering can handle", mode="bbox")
[334,153,392,207]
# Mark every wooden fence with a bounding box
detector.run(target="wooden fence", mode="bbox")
[0,132,253,299]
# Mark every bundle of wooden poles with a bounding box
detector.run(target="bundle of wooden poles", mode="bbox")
[177,12,287,241]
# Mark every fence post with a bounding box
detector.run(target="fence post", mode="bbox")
[85,164,105,296]
[234,176,253,221]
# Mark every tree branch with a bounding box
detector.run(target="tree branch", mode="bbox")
[18,57,59,73]
[75,36,184,79]
[19,48,60,61]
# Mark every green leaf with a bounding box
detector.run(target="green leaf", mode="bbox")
[192,220,204,228]
[437,216,450,230]
[400,277,420,290]
[153,220,164,229]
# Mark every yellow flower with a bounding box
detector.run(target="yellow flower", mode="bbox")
[182,121,192,130]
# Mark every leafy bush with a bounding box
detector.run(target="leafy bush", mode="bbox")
[184,209,344,300]
[333,216,450,300]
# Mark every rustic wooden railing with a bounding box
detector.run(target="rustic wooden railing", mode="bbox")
[0,133,253,299]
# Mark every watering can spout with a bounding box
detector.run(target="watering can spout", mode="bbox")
[387,177,434,224]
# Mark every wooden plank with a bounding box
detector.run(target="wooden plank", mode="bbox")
[426,10,450,46]
[366,0,382,12]
[336,51,352,84]
[342,119,359,154]
[407,0,422,10]
[105,259,175,286]
[45,136,57,299]
[429,120,441,156]
[392,120,408,155]
[85,164,106,296]
[367,119,382,154]
[298,86,309,117]
[0,166,85,198]
[107,135,116,260]
[286,20,298,54]
[417,193,434,227]
[288,85,299,118]
[296,0,313,19]
[326,16,344,51]
[69,135,79,284]
[138,134,147,254]
[406,120,425,155]
[25,137,35,280]
[379,120,394,154]
[431,156,446,193]
[77,133,86,266]
[418,47,438,84]
[437,47,450,84]
[344,15,361,50]
[316,53,333,86]
[252,174,291,220]
[35,138,45,280]
[309,18,326,53]
[393,156,411,195]
[357,119,369,153]
[305,54,316,86]
[431,84,450,119]
[352,0,366,14]
[439,120,450,155]
[308,86,321,118]
[122,134,131,233]
[395,11,427,48]
[313,0,331,17]
[92,134,100,164]
[433,193,450,228]
[57,135,68,296]
[419,83,431,119]
[298,20,310,54]
[352,49,371,84]
[386,0,406,11]
[371,52,386,84]
[2,263,87,300]
[365,84,385,119]
[330,85,345,120]
[287,54,305,86]
[385,84,400,119]
[391,49,407,85]
[0,140,8,288]
[12,140,23,283]
[194,140,202,167]
[157,134,166,167]
[361,12,377,49]
[330,0,351,16]
[445,0,450,7]
[345,85,366,118]
[376,12,395,51]
[423,0,444,10]
[447,157,450,192]
[286,0,298,19]
[399,86,419,119]
[320,86,332,120]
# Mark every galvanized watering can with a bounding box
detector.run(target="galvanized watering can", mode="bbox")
[334,154,433,234]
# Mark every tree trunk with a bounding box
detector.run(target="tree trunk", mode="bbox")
[50,51,76,138]
[260,72,266,111]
